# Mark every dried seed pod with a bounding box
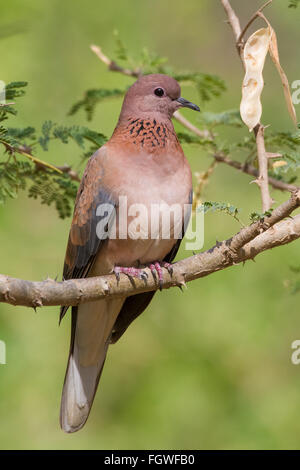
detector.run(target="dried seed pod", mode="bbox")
[240,27,272,131]
[268,26,297,127]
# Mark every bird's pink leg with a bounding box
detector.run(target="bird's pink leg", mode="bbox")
[113,261,173,289]
[113,266,148,282]
[149,261,173,290]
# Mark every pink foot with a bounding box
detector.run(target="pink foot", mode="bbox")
[114,261,173,289]
[114,266,148,282]
[149,261,173,290]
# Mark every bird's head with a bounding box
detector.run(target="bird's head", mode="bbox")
[119,73,200,121]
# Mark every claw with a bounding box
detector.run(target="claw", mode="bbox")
[154,262,163,282]
[113,260,173,289]
[113,265,148,282]
[149,263,157,280]
[162,261,173,276]
[113,267,121,282]
[153,262,164,290]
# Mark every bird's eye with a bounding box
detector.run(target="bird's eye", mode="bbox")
[154,87,164,97]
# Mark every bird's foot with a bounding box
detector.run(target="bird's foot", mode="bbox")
[149,261,173,290]
[113,261,173,290]
[113,266,148,282]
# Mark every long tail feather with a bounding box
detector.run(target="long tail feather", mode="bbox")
[60,299,122,433]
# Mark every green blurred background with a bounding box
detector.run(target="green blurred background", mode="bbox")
[1,0,300,450]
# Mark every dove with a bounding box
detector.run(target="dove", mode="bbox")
[60,73,200,432]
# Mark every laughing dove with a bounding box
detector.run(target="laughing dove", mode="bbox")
[60,74,200,432]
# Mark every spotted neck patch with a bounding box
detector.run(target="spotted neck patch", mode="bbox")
[125,118,177,149]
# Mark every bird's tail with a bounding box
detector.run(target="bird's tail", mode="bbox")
[60,299,122,433]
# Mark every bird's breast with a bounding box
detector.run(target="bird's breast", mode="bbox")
[91,141,192,272]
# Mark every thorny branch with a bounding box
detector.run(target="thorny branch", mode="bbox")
[213,152,298,193]
[0,2,299,309]
[1,190,300,308]
[173,110,213,140]
[220,0,243,54]
[0,140,81,181]
[254,124,274,211]
[90,44,142,78]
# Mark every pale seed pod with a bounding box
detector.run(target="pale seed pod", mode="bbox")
[240,27,272,131]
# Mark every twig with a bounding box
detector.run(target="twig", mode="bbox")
[221,0,273,62]
[16,148,63,174]
[213,152,298,193]
[90,44,141,78]
[192,161,218,213]
[229,190,300,251]
[34,162,81,182]
[237,0,273,50]
[55,165,81,182]
[173,111,213,140]
[253,124,273,211]
[0,139,62,174]
[1,191,299,308]
[221,0,243,56]
[0,140,82,180]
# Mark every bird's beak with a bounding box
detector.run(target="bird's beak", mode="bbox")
[176,97,200,112]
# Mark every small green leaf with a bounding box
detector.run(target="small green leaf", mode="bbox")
[68,88,126,120]
[289,0,300,8]
[199,201,240,221]
[250,209,274,222]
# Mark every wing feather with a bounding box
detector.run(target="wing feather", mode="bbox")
[60,148,116,321]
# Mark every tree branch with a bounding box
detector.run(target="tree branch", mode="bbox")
[253,124,274,211]
[48,164,81,182]
[1,191,299,308]
[221,0,274,213]
[220,0,242,40]
[213,152,298,193]
[0,140,63,174]
[173,111,213,140]
[90,44,142,78]
[221,0,243,56]
[1,140,81,181]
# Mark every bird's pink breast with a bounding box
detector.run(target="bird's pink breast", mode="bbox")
[90,129,192,273]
